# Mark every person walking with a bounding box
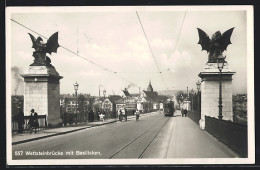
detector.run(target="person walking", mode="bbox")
[89,109,94,122]
[184,108,187,117]
[64,110,67,126]
[135,109,140,122]
[124,108,128,121]
[33,112,39,134]
[97,110,101,121]
[99,113,105,122]
[17,107,24,133]
[117,108,121,121]
[122,107,126,121]
[28,109,35,134]
[119,109,123,121]
[101,109,106,120]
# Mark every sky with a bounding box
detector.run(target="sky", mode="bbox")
[7,6,251,96]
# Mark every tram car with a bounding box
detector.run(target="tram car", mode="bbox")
[163,100,175,117]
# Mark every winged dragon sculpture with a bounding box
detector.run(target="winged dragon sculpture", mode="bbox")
[28,32,59,67]
[197,28,234,63]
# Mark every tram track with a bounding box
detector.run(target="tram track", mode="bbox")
[109,116,171,159]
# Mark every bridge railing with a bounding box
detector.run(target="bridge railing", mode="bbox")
[12,115,47,133]
[205,116,248,157]
[187,110,200,125]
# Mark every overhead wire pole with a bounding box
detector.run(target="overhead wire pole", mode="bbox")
[136,11,169,90]
[10,18,141,89]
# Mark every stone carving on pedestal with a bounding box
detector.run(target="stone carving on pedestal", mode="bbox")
[20,32,63,127]
[197,28,236,129]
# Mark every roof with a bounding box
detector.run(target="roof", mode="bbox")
[147,81,153,92]
[108,95,122,103]
[115,98,125,104]
[143,90,158,98]
[143,91,168,103]
[60,93,91,100]
[122,89,131,97]
[131,93,140,98]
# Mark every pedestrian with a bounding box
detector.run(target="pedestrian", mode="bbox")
[122,107,125,121]
[117,108,121,121]
[17,107,24,133]
[181,108,184,117]
[184,108,187,117]
[33,112,39,134]
[119,109,123,121]
[135,109,140,122]
[64,111,67,126]
[28,109,35,134]
[89,109,94,122]
[99,113,105,122]
[125,108,128,121]
[97,110,100,121]
[102,109,106,120]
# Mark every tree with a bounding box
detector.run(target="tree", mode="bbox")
[176,91,187,109]
[78,94,86,123]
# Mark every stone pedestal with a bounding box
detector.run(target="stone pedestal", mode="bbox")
[198,62,235,129]
[21,66,63,127]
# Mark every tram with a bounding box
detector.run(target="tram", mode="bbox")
[163,100,175,117]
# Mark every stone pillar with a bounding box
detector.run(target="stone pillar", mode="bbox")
[198,62,235,129]
[21,66,63,127]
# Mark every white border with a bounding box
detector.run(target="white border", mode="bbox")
[6,5,254,165]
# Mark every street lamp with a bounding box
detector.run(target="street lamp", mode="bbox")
[196,80,201,112]
[191,89,194,111]
[217,55,225,120]
[187,86,189,100]
[73,82,79,124]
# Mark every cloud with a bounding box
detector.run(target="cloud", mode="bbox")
[151,38,175,52]
[9,9,248,95]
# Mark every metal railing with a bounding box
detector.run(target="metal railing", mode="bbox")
[12,115,47,133]
[205,116,248,157]
[187,110,200,125]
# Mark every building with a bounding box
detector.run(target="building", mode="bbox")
[233,94,247,119]
[137,81,168,113]
[122,88,138,112]
[60,93,93,113]
[101,95,122,118]
[102,95,122,112]
[11,95,24,118]
[115,98,125,111]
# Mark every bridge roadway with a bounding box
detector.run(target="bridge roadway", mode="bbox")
[12,110,239,160]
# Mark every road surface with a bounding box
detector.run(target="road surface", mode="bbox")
[12,111,238,159]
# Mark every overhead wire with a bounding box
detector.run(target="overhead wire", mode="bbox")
[11,13,187,92]
[166,11,187,89]
[11,18,169,75]
[10,18,143,90]
[136,11,169,90]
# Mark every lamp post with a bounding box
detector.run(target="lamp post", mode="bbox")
[196,80,201,112]
[217,55,225,120]
[64,97,68,126]
[191,89,194,111]
[73,82,79,124]
[187,86,189,100]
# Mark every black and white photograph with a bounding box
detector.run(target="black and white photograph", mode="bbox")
[6,6,254,165]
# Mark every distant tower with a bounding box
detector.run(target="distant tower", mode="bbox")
[147,80,153,92]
